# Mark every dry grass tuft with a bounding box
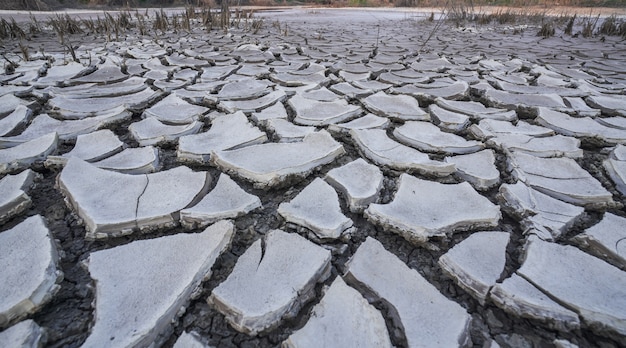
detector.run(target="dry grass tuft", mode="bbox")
[564,13,576,35]
[598,14,625,37]
[18,41,30,61]
[537,21,555,37]
[581,14,599,37]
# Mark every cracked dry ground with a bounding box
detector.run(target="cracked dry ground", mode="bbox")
[2,7,626,348]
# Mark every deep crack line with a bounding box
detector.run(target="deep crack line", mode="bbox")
[134,174,150,230]
[257,235,267,272]
[615,236,626,253]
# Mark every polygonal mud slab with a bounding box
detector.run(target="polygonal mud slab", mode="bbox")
[394,121,484,155]
[536,108,626,144]
[0,319,46,347]
[278,178,353,240]
[126,47,166,59]
[237,64,271,78]
[0,85,32,98]
[82,220,234,348]
[327,113,390,135]
[370,61,405,73]
[183,83,225,100]
[208,229,331,336]
[490,274,581,332]
[300,87,341,102]
[497,182,585,241]
[488,134,582,158]
[479,59,507,71]
[266,118,316,142]
[152,78,192,93]
[450,69,481,84]
[250,102,288,124]
[67,65,128,85]
[283,64,325,76]
[233,46,275,63]
[219,90,287,113]
[0,105,32,137]
[129,117,203,146]
[482,89,567,111]
[597,116,626,131]
[469,119,554,141]
[34,62,93,87]
[214,79,273,100]
[331,61,370,75]
[268,61,305,73]
[288,94,362,126]
[46,76,147,99]
[274,55,310,67]
[508,152,613,208]
[177,112,267,163]
[603,158,626,196]
[339,70,370,82]
[91,146,160,174]
[428,104,471,132]
[144,57,179,73]
[0,169,36,224]
[586,95,626,117]
[270,71,327,87]
[201,65,238,80]
[275,83,319,97]
[0,113,131,147]
[444,150,500,191]
[410,58,454,72]
[563,97,600,118]
[0,95,31,116]
[167,53,211,68]
[329,82,373,99]
[408,79,459,89]
[58,158,210,239]
[384,67,425,79]
[350,129,455,177]
[49,88,161,119]
[131,69,165,83]
[572,213,626,268]
[492,80,583,99]
[0,133,57,174]
[535,73,570,88]
[272,63,322,77]
[365,174,501,244]
[345,237,471,347]
[283,277,392,348]
[180,174,261,229]
[46,129,124,166]
[361,91,429,121]
[439,231,509,304]
[0,215,62,329]
[392,80,469,103]
[143,94,209,124]
[378,71,428,85]
[325,158,383,213]
[211,131,344,189]
[518,235,626,338]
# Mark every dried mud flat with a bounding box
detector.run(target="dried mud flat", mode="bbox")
[1,7,626,348]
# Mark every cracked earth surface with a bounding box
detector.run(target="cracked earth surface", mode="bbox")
[1,7,626,348]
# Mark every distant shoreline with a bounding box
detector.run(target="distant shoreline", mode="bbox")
[1,4,625,23]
